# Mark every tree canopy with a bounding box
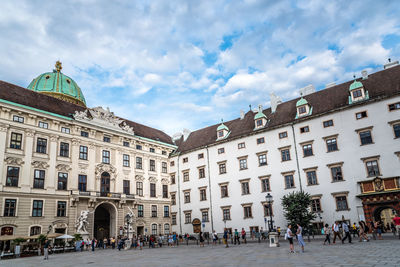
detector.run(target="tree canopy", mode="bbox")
[281,191,316,228]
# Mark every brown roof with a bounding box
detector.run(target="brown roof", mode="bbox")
[0,80,174,145]
[176,65,400,154]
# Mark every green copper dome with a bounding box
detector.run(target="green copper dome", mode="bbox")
[349,80,363,91]
[296,97,308,107]
[27,61,86,107]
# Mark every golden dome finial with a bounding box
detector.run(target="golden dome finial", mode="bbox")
[55,61,62,72]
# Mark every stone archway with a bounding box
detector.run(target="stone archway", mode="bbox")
[93,202,117,240]
[373,206,397,228]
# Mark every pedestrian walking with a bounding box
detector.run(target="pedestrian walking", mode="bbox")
[91,238,96,251]
[352,223,359,238]
[234,229,240,245]
[241,228,247,244]
[377,221,383,240]
[371,221,377,240]
[111,237,116,249]
[223,228,229,248]
[341,221,352,244]
[393,214,400,238]
[43,239,51,260]
[358,221,369,242]
[103,238,107,249]
[199,231,204,247]
[285,224,294,253]
[323,224,331,245]
[296,224,305,253]
[332,222,342,243]
[212,230,218,245]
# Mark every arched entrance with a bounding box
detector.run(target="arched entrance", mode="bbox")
[100,172,110,196]
[374,206,397,228]
[94,202,116,240]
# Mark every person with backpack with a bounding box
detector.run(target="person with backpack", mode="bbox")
[323,223,331,245]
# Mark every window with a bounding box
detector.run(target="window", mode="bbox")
[183,157,188,163]
[393,124,400,138]
[281,149,291,161]
[150,148,155,153]
[220,185,228,198]
[136,157,142,169]
[222,208,231,220]
[326,138,338,152]
[335,196,348,211]
[261,177,270,192]
[360,131,373,145]
[366,160,380,176]
[302,144,313,157]
[162,184,168,198]
[388,102,400,111]
[256,119,263,126]
[61,127,70,134]
[13,115,24,123]
[57,201,67,217]
[241,181,250,195]
[300,126,309,133]
[323,120,334,128]
[284,174,295,189]
[352,89,362,98]
[258,154,267,166]
[200,188,207,201]
[164,206,169,217]
[78,175,87,192]
[298,106,306,114]
[183,171,189,182]
[311,198,322,212]
[219,163,226,174]
[149,159,156,171]
[198,153,204,159]
[33,170,45,189]
[184,191,190,203]
[3,199,16,217]
[123,154,130,167]
[331,166,343,182]
[279,131,288,139]
[171,174,176,184]
[263,204,273,217]
[35,138,47,154]
[202,210,209,222]
[38,121,48,129]
[171,193,176,205]
[162,162,167,173]
[103,136,111,143]
[102,150,110,164]
[79,146,88,160]
[151,205,158,217]
[6,166,19,187]
[198,167,205,179]
[172,213,177,225]
[218,148,225,154]
[170,161,175,167]
[239,159,247,170]
[162,151,167,155]
[257,137,265,144]
[243,206,252,218]
[123,141,130,147]
[32,200,43,217]
[356,111,367,119]
[238,142,245,149]
[150,183,156,197]
[10,132,22,149]
[57,173,68,190]
[136,144,142,150]
[60,142,69,157]
[306,171,318,185]
[164,224,170,234]
[137,205,144,217]
[185,212,192,224]
[81,131,89,137]
[218,130,224,138]
[30,226,41,236]
[123,180,130,194]
[136,182,143,196]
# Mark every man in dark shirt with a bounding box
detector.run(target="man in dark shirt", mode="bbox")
[43,239,51,260]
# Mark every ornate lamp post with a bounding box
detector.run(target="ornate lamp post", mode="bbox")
[265,193,273,232]
[125,214,130,238]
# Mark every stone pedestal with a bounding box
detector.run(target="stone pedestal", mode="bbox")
[269,232,279,247]
[124,240,131,250]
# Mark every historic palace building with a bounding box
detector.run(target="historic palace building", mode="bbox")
[0,62,176,242]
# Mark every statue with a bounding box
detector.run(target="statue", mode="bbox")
[76,210,90,233]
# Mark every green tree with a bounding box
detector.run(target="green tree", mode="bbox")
[281,191,316,228]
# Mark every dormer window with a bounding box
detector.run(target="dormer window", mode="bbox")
[218,130,224,137]
[348,79,369,104]
[254,105,267,130]
[256,119,263,126]
[295,97,312,119]
[216,120,230,140]
[298,106,306,114]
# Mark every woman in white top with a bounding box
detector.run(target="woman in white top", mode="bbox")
[286,224,294,253]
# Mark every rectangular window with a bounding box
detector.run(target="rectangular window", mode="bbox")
[79,145,88,160]
[223,208,231,220]
[61,127,70,134]
[366,160,380,176]
[172,213,177,225]
[261,178,270,192]
[171,193,176,205]
[218,130,224,137]
[393,124,400,138]
[281,149,291,161]
[162,184,168,198]
[326,138,338,152]
[170,161,175,167]
[202,210,209,222]
[219,163,226,174]
[33,169,45,189]
[150,183,156,197]
[4,199,17,217]
[185,212,192,224]
[200,188,207,201]
[183,171,189,182]
[36,138,47,154]
[57,172,68,190]
[149,159,156,171]
[13,115,24,123]
[336,196,348,211]
[284,175,295,189]
[323,120,334,128]
[57,201,67,217]
[136,182,143,196]
[218,148,225,154]
[103,136,111,143]
[123,180,130,194]
[6,166,19,187]
[162,162,167,173]
[264,204,273,217]
[302,144,313,157]
[123,154,130,167]
[352,89,362,98]
[311,199,322,212]
[151,205,157,217]
[137,205,144,217]
[10,132,22,149]
[256,119,263,126]
[123,141,130,147]
[81,131,89,137]
[360,130,373,145]
[388,102,400,111]
[198,153,204,159]
[38,121,48,129]
[136,157,142,169]
[244,206,252,218]
[279,131,288,139]
[162,150,167,155]
[183,157,188,163]
[184,191,190,203]
[150,148,155,153]
[78,175,87,192]
[306,171,318,185]
[257,137,265,144]
[300,126,309,133]
[164,206,170,217]
[136,144,142,150]
[298,106,306,114]
[60,142,69,157]
[239,159,247,170]
[221,185,228,198]
[102,150,110,164]
[331,166,343,182]
[238,142,245,149]
[356,111,367,119]
[171,174,176,184]
[32,200,43,217]
[258,154,267,166]
[198,168,205,179]
[241,182,250,195]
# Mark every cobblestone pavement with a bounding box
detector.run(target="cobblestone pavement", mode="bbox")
[2,235,400,267]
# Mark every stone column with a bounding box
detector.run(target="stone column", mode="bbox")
[47,135,58,193]
[20,129,35,192]
[70,138,80,190]
[0,123,9,190]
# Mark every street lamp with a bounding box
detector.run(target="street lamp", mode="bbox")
[265,193,273,232]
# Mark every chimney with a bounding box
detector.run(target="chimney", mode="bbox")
[384,58,399,69]
[299,84,316,96]
[325,82,336,88]
[270,92,282,113]
[182,129,191,141]
[361,70,368,80]
[240,110,245,120]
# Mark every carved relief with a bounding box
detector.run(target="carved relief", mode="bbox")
[149,176,158,183]
[0,123,9,132]
[25,129,35,137]
[50,135,59,142]
[161,178,170,185]
[4,157,24,166]
[135,175,144,181]
[374,178,384,192]
[95,163,117,180]
[56,164,72,172]
[71,138,80,145]
[31,161,50,169]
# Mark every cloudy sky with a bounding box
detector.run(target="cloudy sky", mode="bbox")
[1,0,399,135]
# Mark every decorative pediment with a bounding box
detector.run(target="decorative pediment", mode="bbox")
[56,164,72,172]
[135,175,144,181]
[4,157,24,166]
[161,178,170,185]
[95,163,117,180]
[149,176,158,183]
[31,161,49,169]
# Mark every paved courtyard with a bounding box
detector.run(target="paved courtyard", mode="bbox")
[2,236,400,267]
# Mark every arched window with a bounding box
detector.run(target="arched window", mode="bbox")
[30,226,41,236]
[164,224,170,235]
[151,224,157,235]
